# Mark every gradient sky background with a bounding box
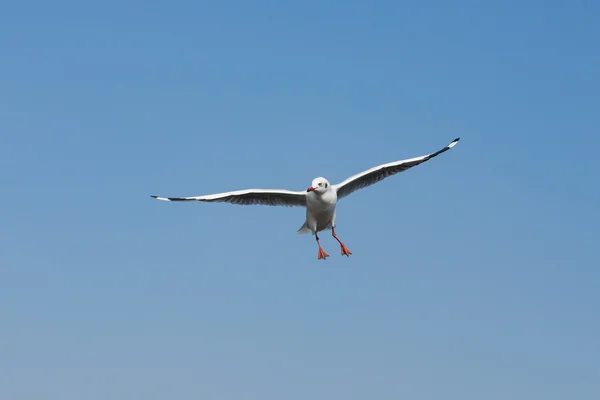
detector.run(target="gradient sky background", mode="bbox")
[2,1,599,399]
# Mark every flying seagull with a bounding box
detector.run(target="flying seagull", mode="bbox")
[152,137,460,259]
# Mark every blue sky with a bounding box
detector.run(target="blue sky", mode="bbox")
[1,1,599,399]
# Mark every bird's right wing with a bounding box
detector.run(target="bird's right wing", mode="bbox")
[151,188,307,207]
[334,137,460,200]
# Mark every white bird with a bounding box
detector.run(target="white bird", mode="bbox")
[152,137,460,259]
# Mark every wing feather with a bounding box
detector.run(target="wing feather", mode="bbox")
[334,137,460,199]
[151,188,307,207]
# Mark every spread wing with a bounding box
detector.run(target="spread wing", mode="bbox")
[334,137,460,200]
[151,188,307,207]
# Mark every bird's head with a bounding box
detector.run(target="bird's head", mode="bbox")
[307,177,331,194]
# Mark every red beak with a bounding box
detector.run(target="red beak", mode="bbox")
[307,186,316,192]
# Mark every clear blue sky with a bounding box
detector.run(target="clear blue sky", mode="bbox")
[2,1,599,399]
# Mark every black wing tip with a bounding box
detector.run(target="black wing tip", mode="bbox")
[151,195,174,201]
[447,137,460,148]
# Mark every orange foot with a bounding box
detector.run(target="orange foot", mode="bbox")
[318,248,329,260]
[340,244,352,257]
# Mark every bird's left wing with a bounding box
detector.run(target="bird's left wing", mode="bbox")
[334,137,460,200]
[151,188,307,207]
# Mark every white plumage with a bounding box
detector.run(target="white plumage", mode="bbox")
[152,137,460,259]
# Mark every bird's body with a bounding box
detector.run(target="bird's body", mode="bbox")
[299,179,338,234]
[152,137,460,259]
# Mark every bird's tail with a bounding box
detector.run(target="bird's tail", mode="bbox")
[296,222,311,234]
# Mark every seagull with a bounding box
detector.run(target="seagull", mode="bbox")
[152,137,460,259]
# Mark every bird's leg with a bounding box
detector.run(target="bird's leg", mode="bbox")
[331,226,352,257]
[315,233,329,260]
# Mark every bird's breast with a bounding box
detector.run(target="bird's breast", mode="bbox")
[306,191,336,211]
